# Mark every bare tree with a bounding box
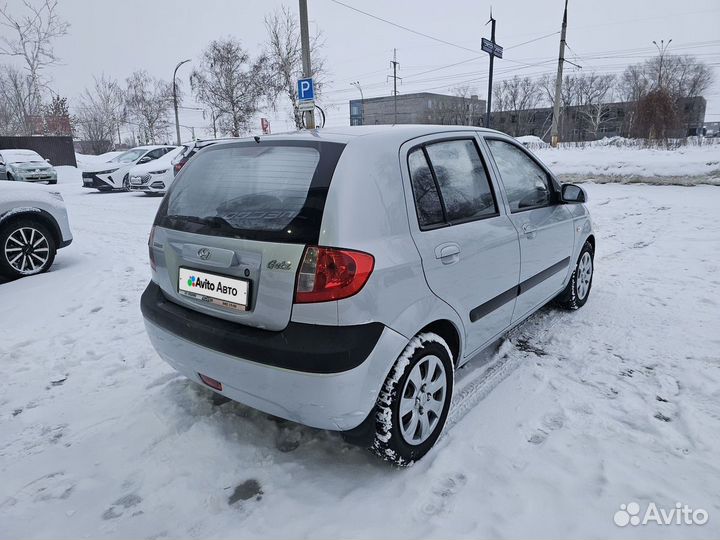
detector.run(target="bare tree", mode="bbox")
[0,64,35,134]
[633,88,680,140]
[74,75,125,153]
[432,85,482,125]
[191,38,269,137]
[264,6,326,130]
[0,0,69,127]
[620,54,713,100]
[124,70,173,144]
[575,73,615,138]
[493,76,542,136]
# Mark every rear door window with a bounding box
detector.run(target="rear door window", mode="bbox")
[408,148,444,228]
[156,141,345,244]
[407,138,498,229]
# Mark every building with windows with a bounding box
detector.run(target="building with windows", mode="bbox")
[349,92,486,126]
[490,96,707,141]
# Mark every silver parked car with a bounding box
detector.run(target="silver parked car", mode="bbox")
[0,183,72,278]
[0,149,57,184]
[141,126,594,464]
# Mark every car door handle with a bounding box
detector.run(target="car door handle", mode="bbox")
[522,223,538,237]
[435,243,461,264]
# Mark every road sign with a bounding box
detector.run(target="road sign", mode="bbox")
[297,100,315,112]
[297,78,315,102]
[481,37,503,59]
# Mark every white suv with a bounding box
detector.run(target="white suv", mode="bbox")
[0,183,72,278]
[141,126,594,464]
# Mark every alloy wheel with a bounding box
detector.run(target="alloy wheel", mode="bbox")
[399,354,447,445]
[577,251,593,300]
[4,226,50,275]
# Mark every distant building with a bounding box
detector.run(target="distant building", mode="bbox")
[490,96,707,142]
[349,92,486,127]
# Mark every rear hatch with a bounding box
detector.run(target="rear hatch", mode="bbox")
[151,139,345,331]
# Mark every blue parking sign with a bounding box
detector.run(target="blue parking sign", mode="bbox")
[298,78,315,101]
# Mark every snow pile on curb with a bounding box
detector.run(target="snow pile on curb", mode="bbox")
[534,142,720,185]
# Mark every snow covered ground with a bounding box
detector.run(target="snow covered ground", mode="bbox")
[1,165,719,538]
[534,140,720,185]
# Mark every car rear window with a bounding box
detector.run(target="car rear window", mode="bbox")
[155,140,345,244]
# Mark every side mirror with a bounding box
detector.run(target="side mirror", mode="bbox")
[138,156,152,164]
[45,158,52,164]
[561,183,587,204]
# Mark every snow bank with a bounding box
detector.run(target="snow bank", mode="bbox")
[534,142,720,185]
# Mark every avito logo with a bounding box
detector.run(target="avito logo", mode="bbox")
[186,275,239,297]
[187,276,215,291]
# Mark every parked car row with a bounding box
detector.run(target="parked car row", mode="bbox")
[82,145,178,192]
[80,139,235,195]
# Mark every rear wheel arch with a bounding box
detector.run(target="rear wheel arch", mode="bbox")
[418,319,461,366]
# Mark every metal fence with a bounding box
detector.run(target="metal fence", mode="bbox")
[0,136,77,167]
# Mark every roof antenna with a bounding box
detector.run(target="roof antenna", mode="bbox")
[253,136,261,143]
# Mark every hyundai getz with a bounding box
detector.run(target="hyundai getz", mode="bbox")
[141,126,594,465]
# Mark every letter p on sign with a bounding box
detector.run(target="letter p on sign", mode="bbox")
[298,78,315,101]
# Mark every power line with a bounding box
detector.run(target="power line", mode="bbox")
[327,0,481,54]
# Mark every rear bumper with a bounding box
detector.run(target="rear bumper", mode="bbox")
[141,281,407,430]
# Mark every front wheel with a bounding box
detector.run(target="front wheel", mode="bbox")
[0,220,57,278]
[122,174,130,192]
[557,241,594,309]
[371,333,454,466]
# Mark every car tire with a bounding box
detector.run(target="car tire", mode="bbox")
[557,241,594,310]
[122,174,130,192]
[48,180,57,185]
[371,332,454,466]
[0,219,57,279]
[7,173,15,181]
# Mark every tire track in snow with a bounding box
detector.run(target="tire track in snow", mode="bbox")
[446,310,568,429]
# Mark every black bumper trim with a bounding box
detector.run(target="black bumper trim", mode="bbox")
[82,175,112,189]
[141,281,384,374]
[59,238,73,248]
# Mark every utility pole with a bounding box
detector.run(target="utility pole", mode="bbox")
[389,49,401,124]
[652,39,672,89]
[299,0,315,129]
[550,0,569,147]
[173,59,191,145]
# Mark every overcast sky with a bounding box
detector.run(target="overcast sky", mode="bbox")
[12,0,720,138]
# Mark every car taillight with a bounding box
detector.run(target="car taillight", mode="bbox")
[148,226,157,271]
[173,160,185,175]
[294,246,374,303]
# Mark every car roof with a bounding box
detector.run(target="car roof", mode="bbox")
[208,125,506,148]
[1,149,42,156]
[131,145,175,151]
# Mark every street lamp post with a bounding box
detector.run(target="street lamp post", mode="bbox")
[652,39,672,90]
[173,59,191,145]
[351,81,364,125]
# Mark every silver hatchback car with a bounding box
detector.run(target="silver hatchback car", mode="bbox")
[141,126,594,464]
